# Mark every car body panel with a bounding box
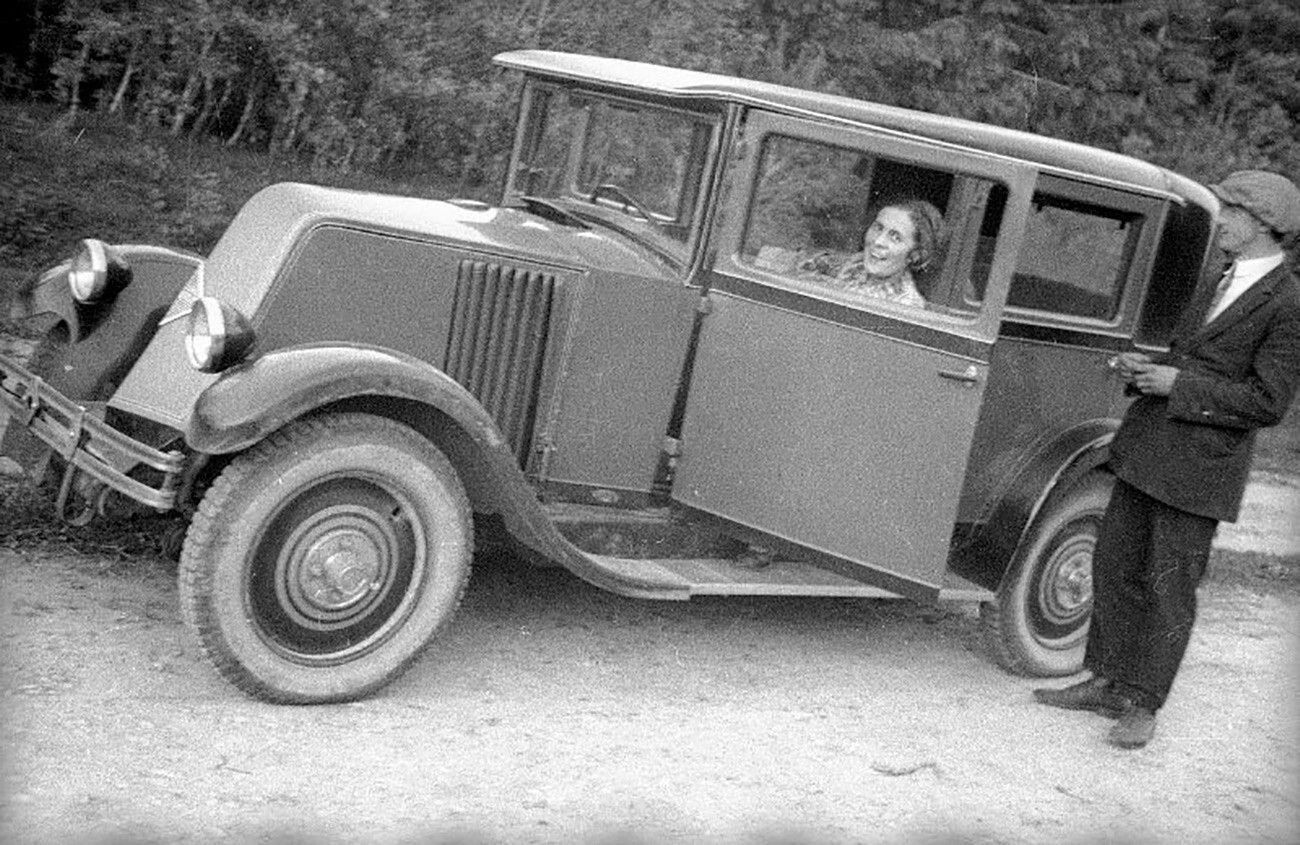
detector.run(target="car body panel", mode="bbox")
[109,182,677,434]
[528,268,700,496]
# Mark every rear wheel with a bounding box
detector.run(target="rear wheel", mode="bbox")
[980,471,1113,677]
[179,413,472,703]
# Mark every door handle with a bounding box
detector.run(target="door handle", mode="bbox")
[938,364,981,386]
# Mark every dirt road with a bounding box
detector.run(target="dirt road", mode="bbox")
[1,524,1296,845]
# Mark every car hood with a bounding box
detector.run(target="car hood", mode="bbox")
[210,182,677,285]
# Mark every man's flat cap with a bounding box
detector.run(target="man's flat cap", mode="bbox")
[1209,170,1300,234]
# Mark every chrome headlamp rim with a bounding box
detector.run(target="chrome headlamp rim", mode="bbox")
[185,295,255,373]
[68,238,110,303]
[185,296,226,372]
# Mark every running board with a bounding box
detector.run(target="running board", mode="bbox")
[543,501,994,602]
[585,555,994,601]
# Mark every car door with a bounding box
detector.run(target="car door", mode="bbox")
[670,111,1034,601]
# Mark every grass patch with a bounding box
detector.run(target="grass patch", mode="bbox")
[0,99,484,329]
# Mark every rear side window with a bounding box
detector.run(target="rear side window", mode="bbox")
[1006,197,1142,321]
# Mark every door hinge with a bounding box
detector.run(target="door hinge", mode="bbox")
[652,436,683,496]
[534,436,557,483]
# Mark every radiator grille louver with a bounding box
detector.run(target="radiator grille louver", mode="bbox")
[445,260,556,462]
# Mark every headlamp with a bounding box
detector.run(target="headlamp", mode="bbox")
[68,239,130,303]
[185,296,255,373]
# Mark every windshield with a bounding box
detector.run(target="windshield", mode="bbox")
[509,85,719,250]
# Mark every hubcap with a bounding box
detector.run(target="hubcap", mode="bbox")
[297,524,384,613]
[250,477,422,660]
[1044,535,1093,622]
[277,505,400,631]
[1030,521,1097,647]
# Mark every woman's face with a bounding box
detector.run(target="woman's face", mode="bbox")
[861,206,917,280]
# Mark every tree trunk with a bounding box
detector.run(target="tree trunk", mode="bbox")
[171,31,217,136]
[192,74,230,137]
[280,77,310,152]
[66,42,91,116]
[458,121,489,195]
[226,85,258,147]
[171,71,202,135]
[108,48,137,115]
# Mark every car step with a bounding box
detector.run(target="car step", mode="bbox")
[546,501,994,601]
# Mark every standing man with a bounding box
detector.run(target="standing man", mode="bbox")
[1032,170,1300,749]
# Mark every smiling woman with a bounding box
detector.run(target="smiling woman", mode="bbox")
[826,199,947,307]
[738,133,984,314]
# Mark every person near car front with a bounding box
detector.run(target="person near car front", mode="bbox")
[1032,169,1300,749]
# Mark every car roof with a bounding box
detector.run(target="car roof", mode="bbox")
[494,50,1216,210]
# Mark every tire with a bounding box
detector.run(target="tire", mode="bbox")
[980,471,1113,677]
[178,413,473,703]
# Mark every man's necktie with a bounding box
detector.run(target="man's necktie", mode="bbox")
[1204,263,1235,324]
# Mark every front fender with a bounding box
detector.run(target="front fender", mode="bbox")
[952,419,1118,591]
[11,245,200,345]
[9,263,76,334]
[185,342,692,601]
[186,342,505,455]
[9,247,202,409]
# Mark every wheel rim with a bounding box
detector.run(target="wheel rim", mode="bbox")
[1028,516,1097,649]
[247,475,425,663]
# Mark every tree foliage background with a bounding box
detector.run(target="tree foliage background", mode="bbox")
[3,0,1299,192]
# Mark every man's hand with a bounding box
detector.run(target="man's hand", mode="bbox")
[1129,363,1179,396]
[1110,352,1152,380]
[1110,353,1177,396]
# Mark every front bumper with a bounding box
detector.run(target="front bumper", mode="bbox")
[1,351,184,513]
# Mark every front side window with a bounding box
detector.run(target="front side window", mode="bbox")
[510,86,718,251]
[738,133,1006,315]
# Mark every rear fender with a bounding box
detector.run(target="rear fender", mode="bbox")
[952,420,1117,592]
[186,342,689,600]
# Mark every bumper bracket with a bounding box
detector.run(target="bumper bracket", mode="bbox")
[1,352,184,513]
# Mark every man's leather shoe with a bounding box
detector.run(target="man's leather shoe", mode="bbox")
[1032,677,1129,717]
[1107,705,1157,749]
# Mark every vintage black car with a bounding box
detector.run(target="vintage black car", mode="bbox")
[0,51,1218,703]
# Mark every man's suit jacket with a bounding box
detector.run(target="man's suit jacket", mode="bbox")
[1109,258,1300,522]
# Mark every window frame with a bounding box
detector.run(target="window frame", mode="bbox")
[505,81,724,248]
[711,109,1036,342]
[993,174,1167,335]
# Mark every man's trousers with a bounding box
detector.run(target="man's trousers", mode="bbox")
[1083,476,1219,711]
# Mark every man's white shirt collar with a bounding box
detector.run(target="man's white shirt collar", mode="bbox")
[1207,253,1284,322]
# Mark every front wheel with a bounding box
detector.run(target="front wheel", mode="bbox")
[980,471,1113,677]
[179,413,473,703]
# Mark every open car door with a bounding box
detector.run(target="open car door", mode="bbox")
[671,111,1035,602]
